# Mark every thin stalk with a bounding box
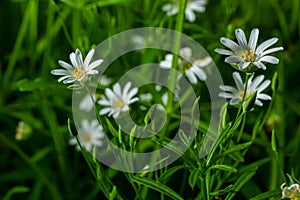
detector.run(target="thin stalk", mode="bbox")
[166,0,187,114]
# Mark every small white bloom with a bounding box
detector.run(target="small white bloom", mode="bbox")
[98,82,139,118]
[140,93,153,102]
[98,75,112,86]
[79,94,96,112]
[162,0,207,22]
[281,183,300,199]
[160,47,212,83]
[215,28,283,71]
[51,49,103,84]
[69,119,104,151]
[219,72,272,106]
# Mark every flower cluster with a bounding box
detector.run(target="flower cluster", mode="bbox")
[215,28,283,108]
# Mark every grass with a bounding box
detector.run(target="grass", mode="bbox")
[1,0,300,199]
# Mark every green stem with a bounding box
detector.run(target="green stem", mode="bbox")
[166,0,187,114]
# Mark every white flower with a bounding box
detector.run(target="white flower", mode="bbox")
[281,183,300,199]
[140,93,153,102]
[79,94,96,112]
[219,72,272,106]
[160,47,212,83]
[98,82,139,118]
[69,119,104,151]
[51,49,103,84]
[215,28,283,71]
[162,0,207,22]
[99,75,112,86]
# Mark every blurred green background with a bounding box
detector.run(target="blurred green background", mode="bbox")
[0,0,299,199]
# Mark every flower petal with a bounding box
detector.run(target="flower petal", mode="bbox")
[253,61,267,70]
[58,60,74,70]
[225,55,242,64]
[232,72,244,91]
[229,97,241,105]
[84,49,95,68]
[220,37,242,53]
[215,48,234,56]
[259,55,279,64]
[256,38,278,54]
[185,9,196,22]
[235,29,248,48]
[258,93,272,100]
[51,69,68,75]
[257,80,271,92]
[88,59,103,70]
[248,28,259,50]
[259,47,283,57]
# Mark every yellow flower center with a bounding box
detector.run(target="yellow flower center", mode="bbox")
[239,89,253,101]
[241,49,257,62]
[82,133,91,142]
[73,66,87,79]
[114,99,126,109]
[178,61,192,71]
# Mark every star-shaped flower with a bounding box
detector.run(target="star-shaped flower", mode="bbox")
[160,47,212,84]
[162,0,207,22]
[215,28,283,71]
[98,82,139,118]
[219,72,272,106]
[69,119,104,151]
[51,48,103,84]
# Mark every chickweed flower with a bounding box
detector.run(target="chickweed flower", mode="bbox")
[219,72,271,106]
[281,183,300,199]
[69,119,104,151]
[98,82,139,118]
[51,49,103,84]
[162,0,207,22]
[160,47,212,83]
[215,28,283,71]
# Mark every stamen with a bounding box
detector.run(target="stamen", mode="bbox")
[239,89,253,101]
[73,66,87,79]
[241,49,257,62]
[114,99,126,109]
[82,133,91,142]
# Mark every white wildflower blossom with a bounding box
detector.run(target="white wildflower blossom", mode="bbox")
[215,28,283,71]
[51,48,103,84]
[162,0,207,22]
[98,82,139,118]
[219,72,272,106]
[69,119,104,151]
[160,47,212,84]
[281,183,300,199]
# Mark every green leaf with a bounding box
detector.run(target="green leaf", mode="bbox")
[222,141,253,156]
[208,165,237,173]
[211,185,234,196]
[271,129,277,152]
[188,168,201,189]
[31,147,53,163]
[249,189,281,200]
[109,186,117,200]
[13,78,49,92]
[129,175,184,200]
[159,165,186,182]
[3,186,30,200]
[225,169,257,200]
